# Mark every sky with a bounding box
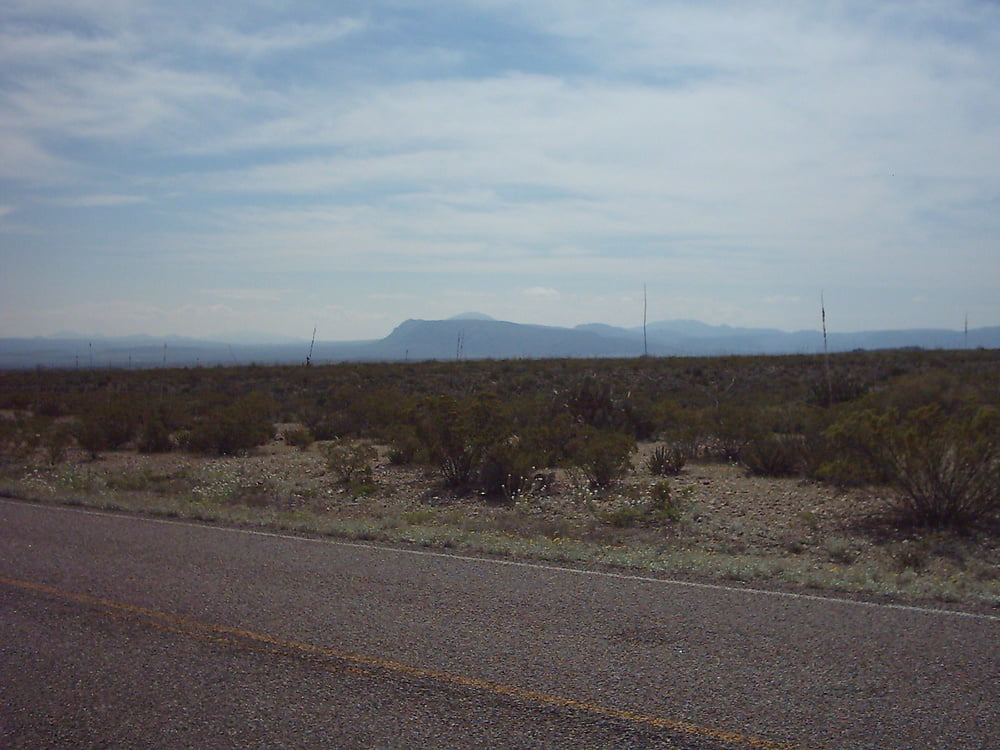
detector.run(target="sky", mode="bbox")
[2,0,999,342]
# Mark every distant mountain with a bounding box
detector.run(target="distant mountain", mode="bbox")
[2,320,998,369]
[363,318,637,360]
[449,312,496,321]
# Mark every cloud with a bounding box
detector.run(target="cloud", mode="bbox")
[1,1,998,337]
[199,19,366,57]
[200,288,287,303]
[51,194,148,207]
[764,295,803,306]
[523,287,561,300]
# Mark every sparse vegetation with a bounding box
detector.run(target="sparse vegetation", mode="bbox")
[0,348,997,609]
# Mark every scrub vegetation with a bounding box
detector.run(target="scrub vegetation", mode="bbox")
[1,348,997,609]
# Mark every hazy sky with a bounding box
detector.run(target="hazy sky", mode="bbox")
[2,0,998,341]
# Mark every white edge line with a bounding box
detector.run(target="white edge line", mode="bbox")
[4,497,999,623]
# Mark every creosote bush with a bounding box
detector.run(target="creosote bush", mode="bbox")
[323,438,377,484]
[569,426,635,489]
[741,433,805,478]
[182,393,276,456]
[882,404,999,527]
[815,369,1000,527]
[75,398,139,454]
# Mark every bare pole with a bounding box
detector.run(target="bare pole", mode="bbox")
[821,291,832,406]
[643,284,648,357]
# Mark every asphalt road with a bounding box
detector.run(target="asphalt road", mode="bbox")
[1,499,997,749]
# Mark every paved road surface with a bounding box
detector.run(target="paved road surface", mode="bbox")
[1,499,997,749]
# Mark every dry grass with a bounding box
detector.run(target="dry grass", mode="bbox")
[2,429,997,613]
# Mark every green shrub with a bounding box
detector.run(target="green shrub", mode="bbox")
[74,398,139,454]
[814,410,897,487]
[648,479,683,522]
[564,376,655,439]
[323,438,377,483]
[182,393,276,456]
[704,404,756,462]
[599,481,679,527]
[0,414,41,463]
[413,395,497,488]
[476,437,537,500]
[386,426,422,465]
[283,427,315,451]
[809,370,869,407]
[569,427,635,489]
[818,401,999,528]
[137,415,173,454]
[883,404,999,527]
[646,444,686,476]
[42,422,74,465]
[741,434,804,477]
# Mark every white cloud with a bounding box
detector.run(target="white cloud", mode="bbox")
[51,194,148,207]
[200,288,287,303]
[523,287,561,300]
[199,19,366,57]
[1,0,998,337]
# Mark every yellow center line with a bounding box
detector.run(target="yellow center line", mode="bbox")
[1,574,821,750]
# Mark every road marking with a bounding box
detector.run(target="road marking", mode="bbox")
[0,574,819,750]
[4,497,997,622]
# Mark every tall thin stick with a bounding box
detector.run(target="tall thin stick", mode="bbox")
[306,326,317,366]
[822,291,832,406]
[643,284,648,357]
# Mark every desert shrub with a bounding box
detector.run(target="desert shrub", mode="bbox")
[741,433,805,477]
[476,437,537,500]
[74,398,139,454]
[323,438,377,483]
[882,404,999,527]
[137,407,174,454]
[0,414,41,463]
[568,426,635,489]
[564,376,654,439]
[818,401,999,528]
[648,479,683,522]
[809,369,869,407]
[283,427,315,451]
[182,393,276,456]
[703,404,757,462]
[513,410,581,468]
[646,444,686,476]
[385,425,423,465]
[598,481,679,527]
[414,397,482,487]
[413,393,508,488]
[814,409,897,487]
[40,422,73,465]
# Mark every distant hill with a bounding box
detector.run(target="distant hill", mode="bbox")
[2,319,998,369]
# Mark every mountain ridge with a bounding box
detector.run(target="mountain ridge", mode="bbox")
[2,317,998,369]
